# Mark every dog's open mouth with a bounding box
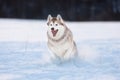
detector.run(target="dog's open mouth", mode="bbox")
[51,29,58,37]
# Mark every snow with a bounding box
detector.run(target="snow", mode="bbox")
[0,74,22,80]
[0,19,120,80]
[0,19,120,42]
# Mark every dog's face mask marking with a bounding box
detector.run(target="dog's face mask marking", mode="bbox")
[47,15,65,38]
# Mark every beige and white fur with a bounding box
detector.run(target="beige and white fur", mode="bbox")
[47,14,77,61]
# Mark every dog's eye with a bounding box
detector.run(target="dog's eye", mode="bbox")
[55,24,58,26]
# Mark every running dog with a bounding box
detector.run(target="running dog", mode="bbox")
[47,14,77,61]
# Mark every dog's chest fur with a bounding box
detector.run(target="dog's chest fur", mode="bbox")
[49,42,70,57]
[47,29,74,58]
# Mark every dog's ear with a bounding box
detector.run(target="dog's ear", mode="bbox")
[47,14,52,22]
[57,14,64,23]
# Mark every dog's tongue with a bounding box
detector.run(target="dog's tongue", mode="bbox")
[51,29,58,37]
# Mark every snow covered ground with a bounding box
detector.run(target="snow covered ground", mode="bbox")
[0,19,120,80]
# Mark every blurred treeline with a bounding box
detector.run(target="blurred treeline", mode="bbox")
[0,0,120,21]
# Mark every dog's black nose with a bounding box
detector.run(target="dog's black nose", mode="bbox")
[51,27,54,30]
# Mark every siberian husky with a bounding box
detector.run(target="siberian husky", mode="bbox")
[47,14,77,61]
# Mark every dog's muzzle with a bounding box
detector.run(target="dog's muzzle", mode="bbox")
[51,28,58,37]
